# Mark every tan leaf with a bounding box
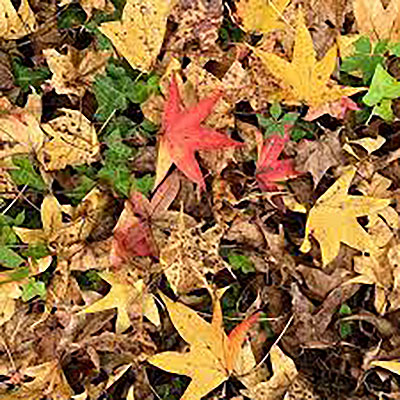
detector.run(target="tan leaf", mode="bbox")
[43,46,110,97]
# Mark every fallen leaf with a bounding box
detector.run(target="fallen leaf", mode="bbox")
[235,0,290,34]
[156,74,243,190]
[81,271,160,333]
[353,0,400,41]
[0,271,23,327]
[295,129,342,187]
[0,0,36,40]
[254,10,361,120]
[38,109,100,170]
[59,0,114,18]
[43,46,110,97]
[300,166,391,266]
[255,128,301,191]
[370,359,400,376]
[239,344,298,400]
[148,292,259,400]
[99,0,176,72]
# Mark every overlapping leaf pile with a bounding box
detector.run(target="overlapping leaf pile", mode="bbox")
[2,0,400,399]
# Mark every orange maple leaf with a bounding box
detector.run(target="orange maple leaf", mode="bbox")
[156,74,243,190]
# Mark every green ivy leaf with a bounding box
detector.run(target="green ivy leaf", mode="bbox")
[21,279,46,302]
[132,174,154,197]
[9,156,46,191]
[363,64,400,106]
[12,60,51,92]
[227,252,255,274]
[0,245,24,268]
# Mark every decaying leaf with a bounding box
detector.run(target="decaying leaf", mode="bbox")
[238,344,298,400]
[38,109,100,170]
[0,271,23,327]
[235,0,290,34]
[295,129,342,187]
[353,0,400,41]
[81,271,160,333]
[300,166,391,266]
[99,0,176,72]
[148,292,259,400]
[0,0,36,40]
[43,46,110,97]
[254,10,361,120]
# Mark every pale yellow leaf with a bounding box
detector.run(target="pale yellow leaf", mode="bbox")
[99,0,176,72]
[371,360,400,375]
[300,166,390,266]
[235,0,290,34]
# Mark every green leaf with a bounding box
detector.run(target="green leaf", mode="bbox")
[373,40,389,55]
[373,98,394,121]
[363,64,400,106]
[21,279,46,302]
[21,243,51,260]
[98,164,132,197]
[270,102,282,120]
[58,4,87,29]
[354,36,371,54]
[339,304,352,315]
[9,156,46,191]
[0,245,24,268]
[227,252,254,274]
[65,175,96,205]
[388,42,400,57]
[132,174,154,197]
[12,60,51,92]
[340,321,353,338]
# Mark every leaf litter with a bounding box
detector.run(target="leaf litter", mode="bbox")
[3,0,400,399]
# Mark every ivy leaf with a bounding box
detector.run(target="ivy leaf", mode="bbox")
[0,245,24,268]
[12,59,51,92]
[21,279,46,302]
[9,156,46,191]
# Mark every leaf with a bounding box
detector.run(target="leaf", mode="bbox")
[370,360,400,376]
[0,270,23,327]
[38,109,100,170]
[0,0,36,40]
[81,271,160,333]
[9,156,46,191]
[300,166,391,266]
[255,128,301,191]
[227,252,255,274]
[43,46,110,97]
[0,245,24,268]
[12,59,51,92]
[353,0,400,42]
[235,0,290,34]
[148,292,259,400]
[254,10,361,120]
[99,0,176,72]
[21,279,46,302]
[156,74,243,190]
[363,64,400,106]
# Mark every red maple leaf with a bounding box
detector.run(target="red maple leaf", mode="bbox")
[256,127,301,191]
[157,74,243,190]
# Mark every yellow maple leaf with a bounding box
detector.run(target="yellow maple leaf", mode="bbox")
[0,0,36,40]
[99,0,176,72]
[254,10,361,119]
[235,0,290,34]
[38,109,100,170]
[81,272,160,333]
[353,0,400,41]
[148,292,259,400]
[300,166,391,267]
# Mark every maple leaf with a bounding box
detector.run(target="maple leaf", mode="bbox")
[300,166,391,266]
[148,292,259,400]
[255,127,301,191]
[236,0,290,34]
[99,0,176,72]
[38,109,100,171]
[156,74,243,190]
[254,10,361,120]
[353,0,400,42]
[0,0,36,40]
[81,271,160,333]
